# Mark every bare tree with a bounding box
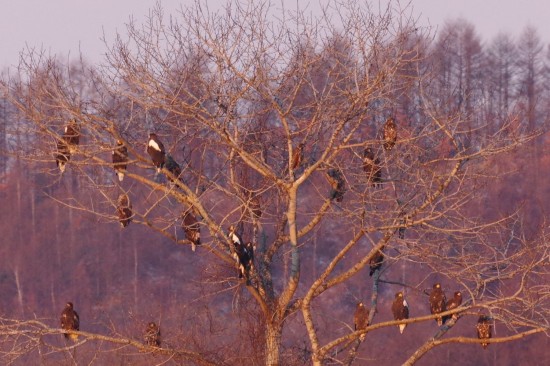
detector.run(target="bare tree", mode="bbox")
[1,1,548,365]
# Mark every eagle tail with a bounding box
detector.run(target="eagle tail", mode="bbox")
[399,324,406,334]
[117,171,125,181]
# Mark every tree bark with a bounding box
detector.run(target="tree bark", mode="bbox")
[265,321,282,366]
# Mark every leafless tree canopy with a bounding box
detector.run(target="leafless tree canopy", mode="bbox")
[1,1,549,365]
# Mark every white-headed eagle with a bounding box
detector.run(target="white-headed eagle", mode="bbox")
[383,117,397,151]
[476,315,492,349]
[146,133,166,173]
[429,283,447,326]
[228,225,253,279]
[112,139,128,182]
[55,119,81,173]
[391,292,409,334]
[60,302,80,341]
[117,193,132,228]
[144,322,161,347]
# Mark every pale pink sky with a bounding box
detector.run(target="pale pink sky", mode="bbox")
[1,0,548,68]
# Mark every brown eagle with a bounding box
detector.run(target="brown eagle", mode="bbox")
[369,248,384,276]
[363,148,382,186]
[55,119,81,173]
[383,117,397,151]
[354,302,369,341]
[144,322,161,347]
[476,315,492,349]
[325,168,346,202]
[291,142,305,170]
[443,291,463,324]
[391,292,409,334]
[112,139,128,182]
[117,193,133,228]
[429,283,447,326]
[146,133,166,173]
[182,209,201,251]
[60,302,80,341]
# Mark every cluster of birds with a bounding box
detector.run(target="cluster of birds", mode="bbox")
[61,302,162,347]
[353,283,492,348]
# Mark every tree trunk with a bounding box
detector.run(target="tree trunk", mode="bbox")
[265,322,282,366]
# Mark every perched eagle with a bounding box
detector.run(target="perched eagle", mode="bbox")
[228,225,253,278]
[117,193,133,228]
[354,302,369,341]
[391,292,409,334]
[363,148,382,187]
[55,139,70,173]
[63,119,81,153]
[383,117,397,151]
[325,168,346,202]
[369,248,384,276]
[144,322,161,347]
[112,140,128,182]
[291,142,305,170]
[60,302,80,341]
[443,291,463,324]
[165,155,182,183]
[476,315,492,349]
[429,283,447,326]
[54,119,80,173]
[146,133,166,173]
[182,210,201,251]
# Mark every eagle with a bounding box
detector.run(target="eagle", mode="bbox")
[63,119,81,153]
[354,302,369,341]
[165,155,182,184]
[476,315,492,349]
[391,292,409,334]
[117,193,132,228]
[146,133,166,173]
[325,168,346,202]
[429,283,447,326]
[369,248,384,276]
[112,139,128,182]
[55,139,70,173]
[383,117,397,151]
[144,322,161,347]
[182,209,201,251]
[60,302,80,341]
[291,142,305,170]
[55,119,81,173]
[363,148,382,186]
[443,291,462,324]
[228,225,253,278]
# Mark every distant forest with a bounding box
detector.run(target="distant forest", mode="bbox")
[0,3,549,365]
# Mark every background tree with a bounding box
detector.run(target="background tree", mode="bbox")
[1,1,549,365]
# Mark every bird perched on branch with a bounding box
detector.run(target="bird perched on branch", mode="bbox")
[429,283,447,326]
[391,292,409,334]
[363,147,382,186]
[55,119,81,173]
[325,168,346,202]
[476,315,492,349]
[354,302,369,341]
[165,155,182,184]
[228,225,253,278]
[383,117,397,151]
[117,193,132,228]
[144,322,161,347]
[60,302,80,341]
[291,142,305,171]
[443,291,462,324]
[369,248,384,276]
[182,209,201,251]
[112,139,128,181]
[146,133,166,173]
